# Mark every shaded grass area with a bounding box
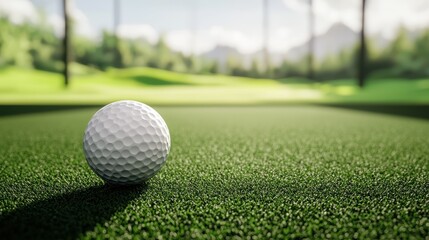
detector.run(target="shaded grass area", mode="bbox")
[0,185,147,239]
[322,104,429,120]
[131,75,192,86]
[1,104,429,121]
[0,105,98,117]
[0,106,428,239]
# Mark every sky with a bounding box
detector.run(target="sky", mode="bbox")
[1,0,429,55]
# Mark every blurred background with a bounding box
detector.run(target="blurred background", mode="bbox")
[0,0,428,105]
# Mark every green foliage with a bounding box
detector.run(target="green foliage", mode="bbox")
[248,58,261,78]
[277,26,429,80]
[389,26,413,59]
[153,36,170,69]
[0,17,62,72]
[0,18,34,68]
[1,15,428,80]
[410,28,429,76]
[363,26,429,79]
[315,46,356,80]
[226,55,247,76]
[0,17,203,74]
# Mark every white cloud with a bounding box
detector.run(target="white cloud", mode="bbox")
[3,0,428,55]
[166,29,215,55]
[282,0,360,34]
[49,0,93,38]
[48,14,63,36]
[166,30,199,55]
[269,27,307,53]
[68,0,93,37]
[167,26,308,55]
[165,26,263,55]
[0,0,38,23]
[118,24,159,44]
[282,0,429,40]
[367,0,429,38]
[0,0,94,38]
[317,0,360,31]
[282,0,307,13]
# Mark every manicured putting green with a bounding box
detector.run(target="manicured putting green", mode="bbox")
[0,106,428,239]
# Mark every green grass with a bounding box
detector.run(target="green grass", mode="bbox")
[0,67,428,104]
[0,106,428,239]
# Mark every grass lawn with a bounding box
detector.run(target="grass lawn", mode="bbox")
[0,67,428,104]
[0,106,428,239]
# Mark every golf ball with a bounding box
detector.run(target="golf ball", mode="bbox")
[83,100,170,185]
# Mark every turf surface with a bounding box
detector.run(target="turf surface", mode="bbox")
[0,106,428,239]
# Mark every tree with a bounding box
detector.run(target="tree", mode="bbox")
[357,0,367,88]
[189,0,198,73]
[388,26,412,60]
[226,55,245,76]
[0,18,33,67]
[250,58,261,78]
[209,61,219,74]
[413,29,429,75]
[308,0,315,80]
[97,31,116,69]
[155,36,171,69]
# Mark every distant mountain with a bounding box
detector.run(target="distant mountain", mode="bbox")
[200,22,392,67]
[201,45,283,70]
[201,45,242,70]
[286,22,357,61]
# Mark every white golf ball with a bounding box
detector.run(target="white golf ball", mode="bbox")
[83,100,171,185]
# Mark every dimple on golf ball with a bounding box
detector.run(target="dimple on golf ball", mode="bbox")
[83,100,171,185]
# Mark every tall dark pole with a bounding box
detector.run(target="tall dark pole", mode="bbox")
[190,0,197,73]
[62,0,70,87]
[114,0,121,68]
[263,0,270,76]
[358,0,367,87]
[308,0,314,80]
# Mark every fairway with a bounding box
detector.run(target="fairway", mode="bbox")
[0,106,428,239]
[1,67,428,105]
